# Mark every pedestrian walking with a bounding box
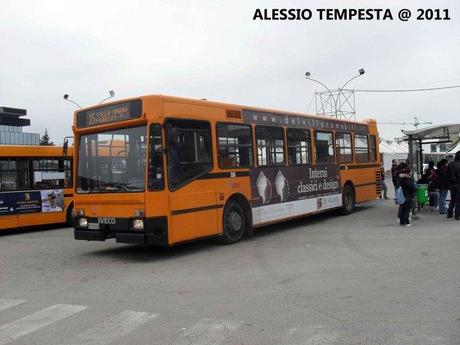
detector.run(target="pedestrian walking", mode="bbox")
[447,151,460,219]
[398,164,415,226]
[437,159,449,214]
[380,165,389,200]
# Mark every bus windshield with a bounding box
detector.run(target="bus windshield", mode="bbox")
[77,126,147,193]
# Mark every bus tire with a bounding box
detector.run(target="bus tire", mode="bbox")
[219,200,246,244]
[340,184,355,215]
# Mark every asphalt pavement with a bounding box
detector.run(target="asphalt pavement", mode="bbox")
[0,194,459,345]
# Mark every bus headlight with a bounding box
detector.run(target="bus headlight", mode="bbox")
[78,218,88,229]
[132,219,144,231]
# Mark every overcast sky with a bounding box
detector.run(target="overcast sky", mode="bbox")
[1,0,459,146]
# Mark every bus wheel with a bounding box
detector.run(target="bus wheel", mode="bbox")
[340,184,355,215]
[220,201,246,244]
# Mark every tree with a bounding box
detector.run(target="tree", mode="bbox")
[39,129,55,146]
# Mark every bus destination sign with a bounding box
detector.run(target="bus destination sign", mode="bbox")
[77,100,142,128]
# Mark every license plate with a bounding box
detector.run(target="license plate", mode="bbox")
[88,223,100,230]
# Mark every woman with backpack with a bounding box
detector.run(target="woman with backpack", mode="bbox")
[397,164,416,226]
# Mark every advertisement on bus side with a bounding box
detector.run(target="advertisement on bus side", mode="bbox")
[249,164,342,225]
[0,189,64,215]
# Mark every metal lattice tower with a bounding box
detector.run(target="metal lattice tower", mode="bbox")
[315,88,356,120]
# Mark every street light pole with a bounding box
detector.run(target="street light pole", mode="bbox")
[341,68,365,91]
[63,94,82,109]
[305,69,365,118]
[99,90,115,105]
[305,72,338,116]
[335,68,365,116]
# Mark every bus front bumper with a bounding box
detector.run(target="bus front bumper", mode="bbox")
[73,216,168,246]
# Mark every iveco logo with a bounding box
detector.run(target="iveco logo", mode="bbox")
[98,217,116,225]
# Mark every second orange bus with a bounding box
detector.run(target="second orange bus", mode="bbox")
[0,145,73,231]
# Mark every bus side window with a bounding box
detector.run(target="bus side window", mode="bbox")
[148,123,164,190]
[354,134,369,163]
[17,159,31,190]
[216,123,253,169]
[256,126,285,166]
[336,132,353,163]
[315,131,335,163]
[166,119,212,190]
[287,129,310,165]
[0,159,31,191]
[32,159,64,189]
[0,159,17,191]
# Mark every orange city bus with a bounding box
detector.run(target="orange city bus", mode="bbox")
[0,145,74,231]
[73,95,382,246]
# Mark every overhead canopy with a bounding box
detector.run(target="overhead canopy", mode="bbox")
[402,123,460,141]
[400,123,460,176]
[449,140,460,153]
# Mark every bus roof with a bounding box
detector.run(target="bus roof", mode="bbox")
[74,94,376,127]
[159,95,375,125]
[0,145,72,158]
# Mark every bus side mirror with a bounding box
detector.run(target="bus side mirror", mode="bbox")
[62,139,69,157]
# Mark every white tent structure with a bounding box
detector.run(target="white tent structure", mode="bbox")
[379,139,408,173]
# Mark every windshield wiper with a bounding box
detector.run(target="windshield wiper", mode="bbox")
[100,182,129,192]
[125,179,144,191]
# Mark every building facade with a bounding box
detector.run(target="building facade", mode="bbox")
[422,142,453,163]
[0,107,40,145]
